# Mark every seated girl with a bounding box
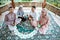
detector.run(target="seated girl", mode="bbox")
[17,5,24,18]
[17,5,27,22]
[39,2,49,34]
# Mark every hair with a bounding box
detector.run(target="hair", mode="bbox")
[19,7,22,10]
[9,6,13,9]
[32,6,36,9]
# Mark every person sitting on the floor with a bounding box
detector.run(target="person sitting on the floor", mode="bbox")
[28,6,38,27]
[17,5,27,22]
[39,1,49,34]
[4,7,16,26]
[39,2,49,27]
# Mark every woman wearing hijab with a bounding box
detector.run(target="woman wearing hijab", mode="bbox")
[39,1,49,34]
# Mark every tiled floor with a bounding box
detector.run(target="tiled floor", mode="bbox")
[0,7,60,40]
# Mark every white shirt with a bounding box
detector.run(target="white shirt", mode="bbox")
[28,11,38,21]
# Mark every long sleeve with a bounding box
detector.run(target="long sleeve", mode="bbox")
[4,14,11,25]
[17,10,20,15]
[4,15,8,22]
[22,11,24,17]
[14,14,16,24]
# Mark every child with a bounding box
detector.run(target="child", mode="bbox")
[17,5,27,22]
[28,6,38,28]
[17,5,24,17]
[39,2,49,34]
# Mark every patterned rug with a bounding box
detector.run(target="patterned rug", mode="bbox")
[0,9,60,40]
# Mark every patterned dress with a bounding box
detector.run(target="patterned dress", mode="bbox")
[39,8,49,34]
[4,13,16,26]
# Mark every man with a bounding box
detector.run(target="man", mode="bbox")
[4,7,16,26]
[28,6,38,27]
[4,7,16,35]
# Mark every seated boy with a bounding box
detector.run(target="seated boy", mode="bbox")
[28,6,37,21]
[4,7,16,35]
[28,6,38,27]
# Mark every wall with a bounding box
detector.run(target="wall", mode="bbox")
[46,3,60,16]
[0,2,60,16]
